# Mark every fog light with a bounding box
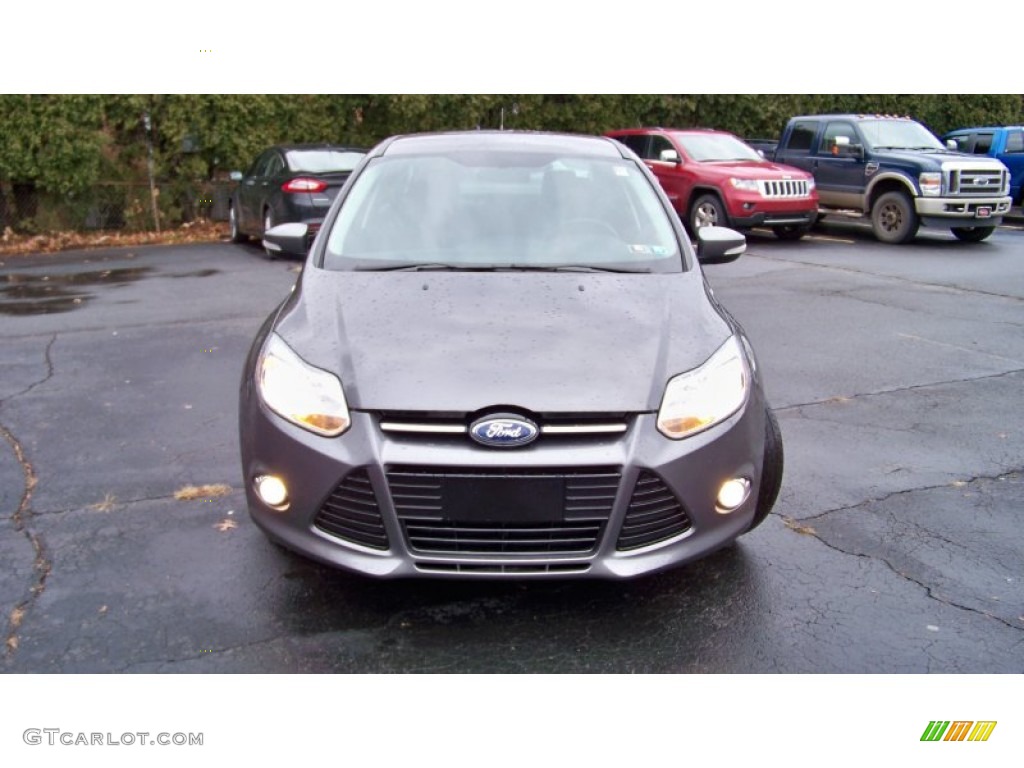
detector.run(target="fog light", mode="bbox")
[255,475,288,507]
[716,478,750,513]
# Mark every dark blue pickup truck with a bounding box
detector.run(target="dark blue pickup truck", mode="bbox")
[766,115,1012,243]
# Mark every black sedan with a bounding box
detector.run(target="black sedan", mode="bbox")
[229,144,366,257]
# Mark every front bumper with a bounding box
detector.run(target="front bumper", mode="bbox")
[724,194,818,229]
[239,393,770,580]
[915,195,1011,226]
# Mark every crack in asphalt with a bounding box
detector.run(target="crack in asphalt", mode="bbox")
[775,368,1024,412]
[31,490,242,517]
[748,251,1024,303]
[0,423,51,659]
[3,312,274,342]
[776,468,1024,633]
[0,334,57,404]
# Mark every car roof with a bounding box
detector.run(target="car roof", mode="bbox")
[943,126,1024,133]
[376,131,625,159]
[605,127,735,137]
[273,143,367,152]
[789,114,916,122]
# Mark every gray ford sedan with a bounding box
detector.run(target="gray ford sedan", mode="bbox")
[239,131,783,579]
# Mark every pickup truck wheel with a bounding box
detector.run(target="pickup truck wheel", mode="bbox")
[772,224,811,241]
[950,226,995,243]
[690,194,727,233]
[746,407,784,533]
[871,191,919,244]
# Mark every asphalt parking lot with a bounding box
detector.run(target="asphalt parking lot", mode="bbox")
[1,220,1022,673]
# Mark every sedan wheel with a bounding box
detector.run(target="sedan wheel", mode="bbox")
[263,210,277,260]
[229,205,247,243]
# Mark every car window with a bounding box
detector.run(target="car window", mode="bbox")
[649,135,675,161]
[265,154,286,177]
[784,121,818,152]
[324,153,682,273]
[286,150,365,173]
[1006,131,1024,154]
[613,134,649,159]
[247,151,272,178]
[820,122,858,156]
[971,133,994,154]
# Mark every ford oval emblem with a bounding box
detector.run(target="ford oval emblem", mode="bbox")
[469,414,539,448]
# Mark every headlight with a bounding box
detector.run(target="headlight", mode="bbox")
[657,336,750,439]
[806,178,816,192]
[919,172,942,197]
[257,333,350,436]
[729,178,760,192]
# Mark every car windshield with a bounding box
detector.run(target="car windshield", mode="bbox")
[322,151,682,272]
[858,120,944,151]
[674,134,763,163]
[286,150,365,173]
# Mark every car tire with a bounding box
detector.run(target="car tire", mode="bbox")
[689,194,727,234]
[229,204,247,243]
[262,209,277,260]
[870,191,919,244]
[772,224,811,241]
[950,226,995,243]
[746,407,784,533]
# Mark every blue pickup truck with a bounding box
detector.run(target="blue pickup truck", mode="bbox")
[942,126,1024,206]
[766,114,1012,244]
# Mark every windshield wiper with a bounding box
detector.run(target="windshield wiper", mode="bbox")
[353,263,488,272]
[502,264,651,273]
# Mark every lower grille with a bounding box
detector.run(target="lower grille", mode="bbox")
[388,467,620,555]
[313,470,389,550]
[616,472,692,551]
[416,562,590,575]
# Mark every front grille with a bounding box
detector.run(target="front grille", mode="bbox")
[949,168,1006,196]
[616,472,692,551]
[377,411,630,441]
[758,179,810,198]
[313,470,389,550]
[388,467,620,555]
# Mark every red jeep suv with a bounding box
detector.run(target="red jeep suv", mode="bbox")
[606,128,819,240]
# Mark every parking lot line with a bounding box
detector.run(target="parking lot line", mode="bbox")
[807,235,857,244]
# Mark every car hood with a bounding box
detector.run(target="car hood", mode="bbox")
[274,270,733,413]
[695,160,812,180]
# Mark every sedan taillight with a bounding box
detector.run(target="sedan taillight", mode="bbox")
[282,177,327,193]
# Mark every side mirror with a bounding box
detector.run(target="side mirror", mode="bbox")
[848,143,865,159]
[229,171,244,182]
[696,227,745,264]
[757,149,766,159]
[946,139,957,150]
[263,223,309,256]
[659,149,681,164]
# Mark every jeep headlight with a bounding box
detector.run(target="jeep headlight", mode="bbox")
[257,333,350,437]
[919,172,942,196]
[656,336,750,439]
[729,178,760,192]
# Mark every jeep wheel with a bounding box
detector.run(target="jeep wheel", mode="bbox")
[746,407,784,533]
[689,194,727,234]
[772,224,811,241]
[871,191,919,244]
[950,226,995,243]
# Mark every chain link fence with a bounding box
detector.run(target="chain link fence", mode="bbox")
[0,180,235,234]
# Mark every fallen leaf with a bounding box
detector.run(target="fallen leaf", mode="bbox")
[213,519,237,532]
[783,517,817,536]
[98,605,108,615]
[90,492,117,512]
[9,606,24,629]
[6,636,18,652]
[175,483,232,501]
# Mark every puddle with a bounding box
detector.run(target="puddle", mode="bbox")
[0,266,220,316]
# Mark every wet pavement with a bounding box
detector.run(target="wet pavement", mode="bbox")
[1,227,1022,672]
